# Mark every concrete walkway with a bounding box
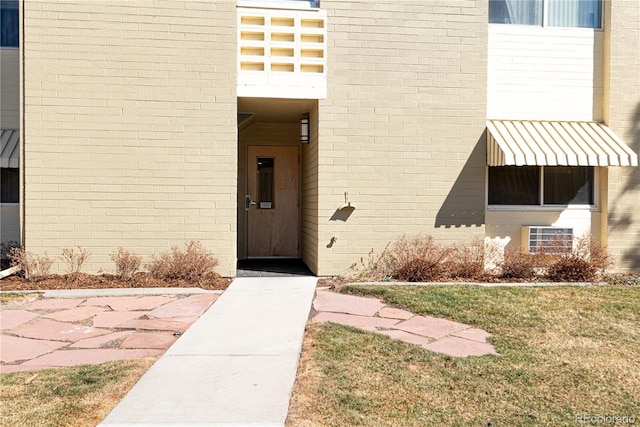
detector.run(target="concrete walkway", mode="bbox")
[99,276,317,427]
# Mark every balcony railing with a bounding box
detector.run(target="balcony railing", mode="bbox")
[237,6,327,99]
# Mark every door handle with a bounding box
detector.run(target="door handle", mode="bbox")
[245,195,257,211]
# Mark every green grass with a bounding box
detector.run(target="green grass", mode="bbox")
[287,285,640,426]
[1,359,155,427]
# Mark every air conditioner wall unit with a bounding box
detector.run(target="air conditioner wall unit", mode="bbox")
[521,226,574,254]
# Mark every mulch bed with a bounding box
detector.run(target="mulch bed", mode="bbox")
[0,272,232,292]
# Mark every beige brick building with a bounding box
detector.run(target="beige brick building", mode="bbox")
[1,0,638,276]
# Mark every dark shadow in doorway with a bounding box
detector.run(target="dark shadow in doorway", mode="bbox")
[236,258,314,277]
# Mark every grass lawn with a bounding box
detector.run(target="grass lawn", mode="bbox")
[0,359,154,427]
[287,285,639,426]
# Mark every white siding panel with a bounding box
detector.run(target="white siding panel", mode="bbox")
[488,25,604,121]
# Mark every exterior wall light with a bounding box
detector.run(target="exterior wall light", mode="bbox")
[300,115,310,143]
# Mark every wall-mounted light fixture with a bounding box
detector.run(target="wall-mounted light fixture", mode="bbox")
[300,115,310,143]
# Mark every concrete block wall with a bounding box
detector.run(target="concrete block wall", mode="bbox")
[316,0,488,276]
[22,0,238,276]
[605,0,640,272]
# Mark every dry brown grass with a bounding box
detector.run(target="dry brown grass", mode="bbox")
[0,358,156,427]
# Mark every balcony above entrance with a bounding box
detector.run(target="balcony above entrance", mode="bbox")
[237,5,327,99]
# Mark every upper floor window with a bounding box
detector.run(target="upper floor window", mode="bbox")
[489,0,601,29]
[1,0,18,47]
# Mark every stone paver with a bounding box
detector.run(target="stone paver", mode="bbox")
[149,294,219,318]
[81,295,177,311]
[423,336,498,357]
[452,328,492,343]
[0,335,67,363]
[0,310,39,330]
[42,305,105,322]
[21,348,163,368]
[120,332,177,349]
[378,306,414,320]
[396,315,470,340]
[91,311,147,328]
[116,317,197,333]
[70,331,132,349]
[6,319,111,342]
[1,292,218,373]
[313,311,400,331]
[313,290,384,316]
[312,292,497,358]
[26,298,84,311]
[377,329,433,347]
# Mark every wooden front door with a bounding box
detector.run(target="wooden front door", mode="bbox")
[246,146,299,257]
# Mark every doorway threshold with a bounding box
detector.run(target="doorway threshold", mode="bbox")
[236,258,314,277]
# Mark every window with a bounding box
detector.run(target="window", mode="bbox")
[1,0,18,47]
[1,168,19,203]
[489,0,601,28]
[488,166,594,206]
[257,157,274,209]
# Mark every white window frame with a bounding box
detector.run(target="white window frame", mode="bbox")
[485,166,599,212]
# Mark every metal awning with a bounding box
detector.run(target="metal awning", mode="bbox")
[1,129,20,168]
[487,120,638,167]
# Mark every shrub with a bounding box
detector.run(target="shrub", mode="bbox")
[110,247,142,280]
[1,241,20,270]
[8,247,55,279]
[445,238,486,280]
[546,235,612,282]
[146,241,219,284]
[61,246,91,274]
[500,248,539,280]
[546,256,596,282]
[382,235,448,282]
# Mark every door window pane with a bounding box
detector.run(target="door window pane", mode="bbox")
[257,157,274,208]
[488,166,540,205]
[544,166,593,205]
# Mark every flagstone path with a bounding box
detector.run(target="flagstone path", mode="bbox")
[0,293,219,373]
[311,290,497,357]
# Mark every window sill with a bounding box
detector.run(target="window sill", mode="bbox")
[0,203,20,207]
[486,205,598,212]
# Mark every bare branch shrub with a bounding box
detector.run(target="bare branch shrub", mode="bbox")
[61,246,91,274]
[381,235,448,282]
[500,247,539,280]
[8,247,55,279]
[146,241,220,284]
[444,238,486,280]
[546,235,612,282]
[110,247,142,280]
[341,245,393,282]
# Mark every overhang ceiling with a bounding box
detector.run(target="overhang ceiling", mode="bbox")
[238,97,317,124]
